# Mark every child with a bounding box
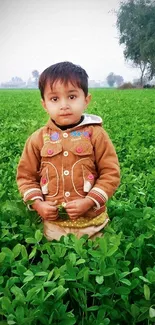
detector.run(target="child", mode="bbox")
[16,61,120,240]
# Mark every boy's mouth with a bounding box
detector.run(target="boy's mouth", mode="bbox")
[59,113,72,116]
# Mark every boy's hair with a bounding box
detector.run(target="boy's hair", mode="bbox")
[38,61,88,99]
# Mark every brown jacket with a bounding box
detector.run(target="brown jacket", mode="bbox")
[17,114,120,223]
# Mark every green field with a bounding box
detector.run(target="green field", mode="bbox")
[0,88,155,324]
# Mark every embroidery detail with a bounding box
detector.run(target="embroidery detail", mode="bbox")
[43,133,50,143]
[84,180,92,192]
[70,131,80,137]
[41,170,49,195]
[83,131,91,138]
[50,132,59,141]
[70,130,91,138]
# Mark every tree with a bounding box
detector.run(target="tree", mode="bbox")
[106,72,124,87]
[115,75,124,87]
[32,70,39,85]
[116,0,155,84]
[106,72,116,87]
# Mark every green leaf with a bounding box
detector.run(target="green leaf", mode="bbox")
[115,286,130,295]
[43,281,55,287]
[104,268,115,276]
[87,305,99,311]
[29,247,37,259]
[21,245,28,259]
[2,247,14,261]
[103,319,110,325]
[23,275,34,283]
[83,268,89,282]
[131,267,140,273]
[131,304,140,318]
[0,276,4,284]
[99,236,107,255]
[76,258,85,265]
[47,269,54,281]
[13,244,21,258]
[120,279,131,286]
[0,252,6,263]
[1,297,13,313]
[25,237,37,244]
[119,271,130,279]
[68,252,76,265]
[23,270,34,283]
[144,284,150,300]
[73,237,86,256]
[76,267,88,280]
[96,275,104,284]
[149,307,155,318]
[35,271,48,276]
[11,285,25,300]
[26,287,40,301]
[139,276,150,283]
[44,287,58,301]
[35,229,43,242]
[88,250,101,258]
[55,285,68,301]
[58,205,69,220]
[24,270,34,277]
[15,305,24,321]
[124,243,132,255]
[107,245,118,257]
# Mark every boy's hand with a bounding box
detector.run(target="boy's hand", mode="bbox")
[32,200,58,221]
[65,198,95,220]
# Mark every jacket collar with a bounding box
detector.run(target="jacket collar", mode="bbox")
[46,113,102,130]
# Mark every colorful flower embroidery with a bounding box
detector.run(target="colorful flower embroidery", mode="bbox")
[50,132,59,141]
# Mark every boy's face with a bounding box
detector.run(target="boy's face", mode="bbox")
[41,80,91,126]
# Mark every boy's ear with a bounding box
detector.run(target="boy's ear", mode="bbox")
[85,93,91,108]
[41,99,47,112]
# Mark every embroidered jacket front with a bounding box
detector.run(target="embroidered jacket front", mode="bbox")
[16,114,120,224]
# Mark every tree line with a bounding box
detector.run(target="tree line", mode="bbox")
[116,0,155,85]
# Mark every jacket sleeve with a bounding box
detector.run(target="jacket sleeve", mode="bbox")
[87,128,120,209]
[16,133,44,204]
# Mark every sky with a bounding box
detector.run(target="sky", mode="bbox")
[0,0,140,83]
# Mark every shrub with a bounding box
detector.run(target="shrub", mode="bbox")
[118,82,136,89]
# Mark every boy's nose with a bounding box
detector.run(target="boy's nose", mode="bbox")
[60,106,69,110]
[60,100,69,110]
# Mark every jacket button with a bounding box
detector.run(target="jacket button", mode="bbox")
[42,178,47,184]
[63,151,68,156]
[64,170,69,176]
[65,191,70,197]
[48,149,54,155]
[88,174,94,180]
[76,146,83,153]
[63,133,68,138]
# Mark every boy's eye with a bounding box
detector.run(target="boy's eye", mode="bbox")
[51,97,58,102]
[69,95,76,99]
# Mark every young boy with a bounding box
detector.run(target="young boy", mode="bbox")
[16,61,120,240]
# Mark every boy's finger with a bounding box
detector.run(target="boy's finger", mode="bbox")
[48,200,58,206]
[66,202,76,208]
[69,215,78,220]
[48,216,58,220]
[49,206,58,212]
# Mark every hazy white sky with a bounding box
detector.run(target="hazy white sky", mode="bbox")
[0,0,140,83]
